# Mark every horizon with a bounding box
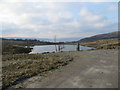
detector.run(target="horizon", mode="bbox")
[1,1,118,41]
[1,36,82,42]
[1,30,118,42]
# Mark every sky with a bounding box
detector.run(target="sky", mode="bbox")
[0,0,118,41]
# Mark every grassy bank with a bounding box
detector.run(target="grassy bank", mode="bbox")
[2,53,73,89]
[2,39,32,55]
[80,38,120,49]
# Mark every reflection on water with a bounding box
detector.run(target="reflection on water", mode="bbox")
[30,45,94,54]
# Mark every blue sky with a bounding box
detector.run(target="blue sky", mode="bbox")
[0,1,118,41]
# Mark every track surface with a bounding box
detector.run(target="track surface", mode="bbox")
[11,49,118,88]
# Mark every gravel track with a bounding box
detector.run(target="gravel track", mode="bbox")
[11,49,118,88]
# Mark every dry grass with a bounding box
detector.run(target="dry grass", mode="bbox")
[80,38,120,49]
[2,53,73,89]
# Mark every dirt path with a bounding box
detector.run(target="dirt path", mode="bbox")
[11,49,118,88]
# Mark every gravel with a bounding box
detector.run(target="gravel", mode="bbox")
[10,49,118,88]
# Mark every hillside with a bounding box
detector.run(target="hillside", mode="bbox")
[79,31,119,43]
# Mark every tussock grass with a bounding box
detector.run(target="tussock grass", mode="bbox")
[80,38,120,49]
[2,53,73,89]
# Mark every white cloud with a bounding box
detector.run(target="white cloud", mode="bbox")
[79,8,107,28]
[79,8,102,22]
[1,2,117,39]
[0,3,28,25]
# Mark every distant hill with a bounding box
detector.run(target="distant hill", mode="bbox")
[79,31,119,43]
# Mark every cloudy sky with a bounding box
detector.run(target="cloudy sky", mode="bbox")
[0,0,118,41]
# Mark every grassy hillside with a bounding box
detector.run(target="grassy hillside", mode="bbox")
[80,38,119,49]
[79,31,119,43]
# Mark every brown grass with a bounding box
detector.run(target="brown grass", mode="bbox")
[2,53,73,89]
[80,38,120,49]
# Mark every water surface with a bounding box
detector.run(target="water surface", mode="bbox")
[30,45,94,54]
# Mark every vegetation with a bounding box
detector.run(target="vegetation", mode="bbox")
[80,38,120,49]
[2,53,73,89]
[1,38,65,55]
[78,31,118,43]
[1,38,71,89]
[2,32,119,89]
[2,39,31,55]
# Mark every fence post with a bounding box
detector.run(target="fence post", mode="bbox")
[58,45,61,52]
[77,43,80,51]
[54,36,57,52]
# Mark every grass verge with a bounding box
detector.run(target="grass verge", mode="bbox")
[2,53,73,89]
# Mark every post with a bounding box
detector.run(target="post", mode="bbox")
[54,36,57,52]
[58,45,61,52]
[77,42,80,51]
